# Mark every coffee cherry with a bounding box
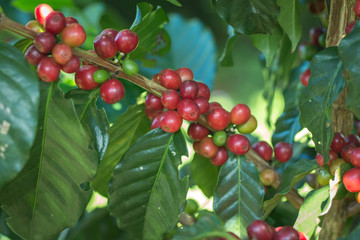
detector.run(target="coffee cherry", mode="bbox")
[65,17,78,26]
[193,141,201,154]
[145,93,163,110]
[308,0,325,14]
[273,226,299,240]
[75,65,99,90]
[199,137,218,158]
[317,169,332,186]
[180,80,199,99]
[354,0,360,17]
[61,23,87,47]
[343,168,360,192]
[52,43,73,65]
[92,69,109,83]
[318,33,326,47]
[315,150,338,166]
[345,134,360,147]
[160,110,183,133]
[310,27,325,46]
[298,231,307,240]
[44,11,66,35]
[197,82,211,100]
[101,28,118,39]
[161,89,180,110]
[230,104,251,125]
[213,131,227,147]
[159,69,182,90]
[176,67,194,81]
[34,3,53,26]
[237,115,257,134]
[252,141,273,161]
[93,34,118,59]
[211,147,228,166]
[61,55,80,73]
[209,102,222,111]
[152,73,161,84]
[122,59,139,76]
[24,44,46,65]
[100,79,125,104]
[187,123,209,141]
[194,97,210,115]
[34,32,56,54]
[37,57,60,82]
[346,20,357,34]
[274,142,293,162]
[351,148,360,167]
[115,29,139,53]
[177,99,200,121]
[300,68,311,87]
[247,220,275,240]
[341,145,355,162]
[145,106,163,121]
[207,107,230,131]
[330,132,346,153]
[26,20,45,33]
[260,168,276,186]
[226,134,251,155]
[329,158,345,176]
[357,192,360,204]
[298,43,319,61]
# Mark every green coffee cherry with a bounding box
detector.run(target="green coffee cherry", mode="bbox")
[123,59,139,76]
[93,69,109,83]
[213,131,227,146]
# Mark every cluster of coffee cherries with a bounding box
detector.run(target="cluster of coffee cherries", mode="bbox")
[246,220,306,240]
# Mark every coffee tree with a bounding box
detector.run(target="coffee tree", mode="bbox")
[1,0,360,239]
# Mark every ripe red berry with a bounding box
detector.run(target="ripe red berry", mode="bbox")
[61,55,80,73]
[199,137,218,158]
[211,147,228,166]
[100,79,125,104]
[343,168,360,192]
[34,3,53,26]
[230,104,251,125]
[226,134,251,155]
[159,69,182,90]
[145,93,163,110]
[115,29,139,53]
[152,73,161,85]
[44,11,66,35]
[346,20,357,34]
[101,28,118,39]
[351,148,360,167]
[160,110,183,133]
[177,99,200,121]
[341,145,356,162]
[151,114,162,130]
[193,141,201,154]
[207,107,230,131]
[61,23,87,47]
[197,82,211,100]
[354,0,360,17]
[274,142,293,162]
[145,106,163,121]
[161,89,180,110]
[176,67,194,81]
[179,80,199,99]
[37,57,60,82]
[24,44,46,65]
[34,32,56,54]
[194,96,210,115]
[52,43,73,65]
[187,122,209,141]
[273,226,299,240]
[300,68,311,87]
[310,27,325,46]
[252,141,273,161]
[93,34,118,59]
[308,0,325,14]
[315,150,338,166]
[209,102,222,111]
[345,134,360,147]
[65,16,78,26]
[247,220,275,240]
[75,65,99,90]
[330,132,346,153]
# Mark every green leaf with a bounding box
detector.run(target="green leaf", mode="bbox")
[213,155,264,238]
[13,38,32,53]
[0,43,39,191]
[166,0,182,6]
[0,83,98,240]
[0,210,21,240]
[108,129,189,240]
[211,0,279,35]
[339,225,360,240]
[299,47,345,164]
[250,27,282,67]
[277,0,302,51]
[294,186,330,239]
[12,0,74,11]
[219,26,237,67]
[91,104,150,197]
[339,22,360,119]
[190,154,219,198]
[263,159,318,217]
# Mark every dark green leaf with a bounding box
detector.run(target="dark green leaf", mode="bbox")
[0,83,98,240]
[190,154,219,198]
[211,0,279,35]
[91,104,150,197]
[0,43,39,191]
[166,0,182,6]
[339,225,360,240]
[108,129,188,240]
[299,47,345,164]
[339,22,360,119]
[0,210,21,240]
[213,155,264,238]
[13,38,32,53]
[277,0,302,51]
[12,0,74,11]
[294,186,330,239]
[219,26,237,67]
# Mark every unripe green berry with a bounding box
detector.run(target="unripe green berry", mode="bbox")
[185,199,199,215]
[213,131,227,146]
[123,59,139,76]
[93,69,109,83]
[317,169,332,186]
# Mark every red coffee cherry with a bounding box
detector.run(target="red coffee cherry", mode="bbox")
[34,32,56,54]
[230,104,251,125]
[176,67,194,81]
[273,226,299,240]
[179,80,199,99]
[207,107,230,131]
[93,34,118,59]
[145,93,163,110]
[354,0,360,17]
[61,55,80,73]
[210,147,229,166]
[75,65,99,90]
[187,122,209,141]
[252,141,273,161]
[209,102,222,111]
[300,68,311,87]
[345,134,360,147]
[247,220,275,240]
[145,106,163,121]
[351,148,360,167]
[160,110,183,133]
[194,96,210,115]
[177,99,200,121]
[151,114,162,130]
[61,23,87,47]
[274,142,293,162]
[199,137,218,158]
[24,44,46,65]
[161,89,180,110]
[100,79,125,104]
[52,43,73,65]
[341,145,356,163]
[37,57,60,83]
[65,16,78,26]
[44,11,66,35]
[226,134,251,155]
[101,28,119,39]
[193,141,201,154]
[346,20,357,34]
[34,3,53,26]
[115,29,139,53]
[315,150,338,166]
[152,73,161,84]
[197,82,211,100]
[330,132,346,153]
[343,168,360,192]
[310,27,325,46]
[159,69,182,90]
